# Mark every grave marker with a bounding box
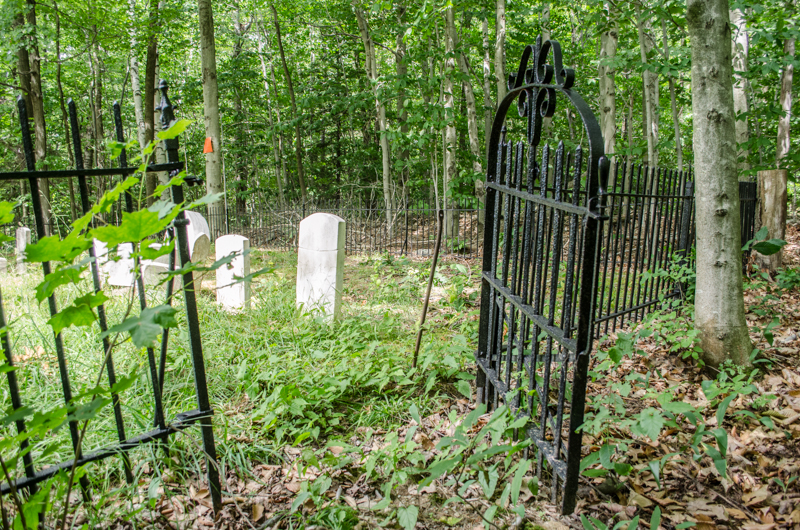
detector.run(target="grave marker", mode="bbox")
[215,235,250,310]
[108,243,135,287]
[185,211,211,263]
[296,213,345,320]
[15,227,31,274]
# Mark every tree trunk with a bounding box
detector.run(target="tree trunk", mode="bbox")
[687,0,751,367]
[198,0,225,236]
[26,0,51,235]
[396,5,410,195]
[443,6,459,240]
[129,0,146,151]
[271,4,307,203]
[455,15,483,176]
[257,22,286,209]
[353,2,392,231]
[91,40,107,213]
[232,11,251,217]
[662,17,683,171]
[478,16,492,231]
[758,34,795,272]
[153,67,169,198]
[730,8,749,175]
[637,6,658,169]
[541,3,553,138]
[495,0,506,104]
[598,4,618,160]
[776,37,794,164]
[268,56,290,195]
[143,0,159,205]
[482,17,493,156]
[54,0,77,222]
[757,169,787,271]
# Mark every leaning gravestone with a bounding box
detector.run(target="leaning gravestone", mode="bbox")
[296,213,345,321]
[185,211,211,263]
[15,227,31,274]
[216,235,250,310]
[0,258,7,274]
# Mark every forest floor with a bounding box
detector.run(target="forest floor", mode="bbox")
[2,224,799,530]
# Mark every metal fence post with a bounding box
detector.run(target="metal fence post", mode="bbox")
[675,180,695,296]
[158,80,222,514]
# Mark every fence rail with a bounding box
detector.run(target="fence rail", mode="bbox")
[3,172,758,336]
[199,198,485,259]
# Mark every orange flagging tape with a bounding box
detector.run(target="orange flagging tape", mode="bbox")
[203,137,213,153]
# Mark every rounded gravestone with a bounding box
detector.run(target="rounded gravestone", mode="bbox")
[216,235,250,310]
[296,213,345,321]
[184,211,211,263]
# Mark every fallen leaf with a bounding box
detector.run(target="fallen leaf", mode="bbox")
[726,508,749,520]
[251,503,264,522]
[628,492,653,508]
[743,486,770,506]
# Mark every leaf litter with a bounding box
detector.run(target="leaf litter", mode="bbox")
[67,225,800,529]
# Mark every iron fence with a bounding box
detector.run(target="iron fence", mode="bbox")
[0,82,222,514]
[594,166,758,335]
[196,197,485,258]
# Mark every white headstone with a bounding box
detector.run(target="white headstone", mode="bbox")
[108,243,136,287]
[216,235,250,310]
[185,211,211,263]
[0,258,7,273]
[296,213,345,320]
[15,227,31,274]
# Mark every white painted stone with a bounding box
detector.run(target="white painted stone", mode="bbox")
[185,211,211,263]
[296,213,345,320]
[15,227,31,274]
[0,258,7,273]
[216,235,250,310]
[108,243,136,287]
[92,239,110,282]
[141,243,174,286]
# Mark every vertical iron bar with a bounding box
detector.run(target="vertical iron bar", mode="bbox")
[606,159,628,332]
[0,289,38,492]
[68,100,134,484]
[111,100,167,435]
[17,96,91,500]
[562,155,609,514]
[158,81,222,513]
[596,158,619,335]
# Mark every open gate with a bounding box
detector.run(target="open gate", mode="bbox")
[475,37,609,514]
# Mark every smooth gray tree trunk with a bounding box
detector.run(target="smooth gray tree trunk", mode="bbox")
[730,8,749,175]
[687,0,752,367]
[198,0,225,237]
[495,0,506,104]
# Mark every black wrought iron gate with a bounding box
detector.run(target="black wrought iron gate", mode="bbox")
[0,81,221,514]
[475,37,609,514]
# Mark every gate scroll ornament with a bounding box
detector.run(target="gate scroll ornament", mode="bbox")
[475,37,609,514]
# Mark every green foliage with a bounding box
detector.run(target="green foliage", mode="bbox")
[581,304,782,499]
[743,226,788,257]
[0,128,268,527]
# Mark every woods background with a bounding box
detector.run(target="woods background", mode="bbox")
[0,0,796,234]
